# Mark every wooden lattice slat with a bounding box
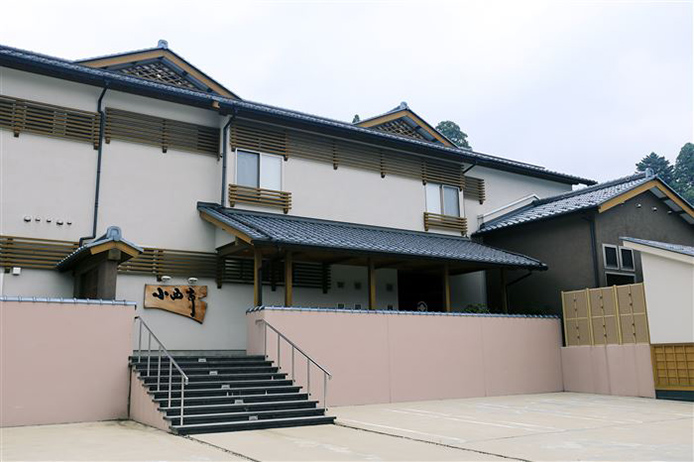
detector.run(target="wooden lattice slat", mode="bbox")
[423,213,468,236]
[233,119,466,189]
[105,107,219,155]
[463,176,486,204]
[228,184,292,214]
[652,344,694,391]
[0,95,100,148]
[0,236,79,270]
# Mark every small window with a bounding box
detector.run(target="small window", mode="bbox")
[619,247,635,271]
[603,245,619,269]
[236,150,282,189]
[425,183,460,217]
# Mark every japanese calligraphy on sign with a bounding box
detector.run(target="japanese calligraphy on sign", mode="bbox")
[144,285,207,323]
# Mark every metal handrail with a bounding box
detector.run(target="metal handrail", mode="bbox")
[133,316,189,426]
[255,319,332,409]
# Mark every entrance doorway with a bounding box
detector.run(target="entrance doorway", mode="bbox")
[397,270,444,312]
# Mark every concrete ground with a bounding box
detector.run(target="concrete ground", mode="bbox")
[2,393,692,461]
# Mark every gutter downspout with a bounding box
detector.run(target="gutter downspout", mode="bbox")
[80,85,108,246]
[220,111,237,206]
[504,270,534,313]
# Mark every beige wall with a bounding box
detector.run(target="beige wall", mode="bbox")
[623,242,694,344]
[560,345,655,398]
[0,299,135,427]
[247,308,563,407]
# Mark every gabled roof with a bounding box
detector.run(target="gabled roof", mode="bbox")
[76,40,239,99]
[357,102,454,147]
[475,172,694,234]
[198,203,546,269]
[56,226,142,271]
[621,237,694,258]
[0,43,595,186]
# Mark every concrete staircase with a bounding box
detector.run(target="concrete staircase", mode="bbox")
[130,354,335,434]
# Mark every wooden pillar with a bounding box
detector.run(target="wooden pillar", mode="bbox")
[443,264,451,312]
[284,251,293,307]
[368,258,376,310]
[253,248,263,307]
[500,268,508,314]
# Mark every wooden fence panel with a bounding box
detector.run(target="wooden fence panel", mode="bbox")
[561,283,650,346]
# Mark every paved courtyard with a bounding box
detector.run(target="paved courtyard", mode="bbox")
[2,393,692,461]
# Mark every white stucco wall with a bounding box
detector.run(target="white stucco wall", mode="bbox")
[626,247,694,344]
[1,65,582,350]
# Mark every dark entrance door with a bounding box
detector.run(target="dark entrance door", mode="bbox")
[397,270,444,312]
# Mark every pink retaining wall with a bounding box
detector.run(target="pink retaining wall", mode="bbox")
[0,300,135,427]
[561,345,655,398]
[247,308,564,406]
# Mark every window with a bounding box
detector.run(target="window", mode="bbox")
[236,150,282,190]
[619,247,635,271]
[425,183,460,217]
[606,273,635,286]
[603,245,619,269]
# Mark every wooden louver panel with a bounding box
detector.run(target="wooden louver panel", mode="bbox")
[423,213,468,236]
[0,95,100,148]
[0,236,78,270]
[237,120,464,188]
[229,184,292,214]
[105,107,219,155]
[230,120,288,159]
[220,258,330,290]
[463,176,486,203]
[119,248,218,278]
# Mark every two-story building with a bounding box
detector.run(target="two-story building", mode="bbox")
[0,41,595,352]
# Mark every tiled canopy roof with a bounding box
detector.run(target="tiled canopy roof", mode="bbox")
[56,226,142,270]
[198,203,545,269]
[621,237,694,257]
[476,173,654,234]
[0,44,594,186]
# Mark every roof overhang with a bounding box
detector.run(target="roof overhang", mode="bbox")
[198,203,547,272]
[0,45,595,186]
[622,238,694,265]
[598,179,694,224]
[56,226,142,272]
[358,108,454,146]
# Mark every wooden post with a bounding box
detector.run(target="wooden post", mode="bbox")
[284,251,293,307]
[368,258,376,310]
[500,268,508,314]
[443,264,451,312]
[253,248,263,307]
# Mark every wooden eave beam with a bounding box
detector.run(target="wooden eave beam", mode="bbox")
[79,50,237,99]
[199,212,253,244]
[357,109,453,147]
[598,180,694,219]
[89,241,141,259]
[217,239,251,257]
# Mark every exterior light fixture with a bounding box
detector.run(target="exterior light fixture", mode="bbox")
[188,277,198,285]
[160,275,172,283]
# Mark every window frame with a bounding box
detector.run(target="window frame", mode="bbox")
[602,244,620,270]
[618,246,635,272]
[234,148,284,190]
[425,182,461,217]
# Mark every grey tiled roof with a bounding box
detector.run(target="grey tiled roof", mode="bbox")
[0,44,594,185]
[476,173,653,234]
[198,203,545,269]
[621,237,694,257]
[56,226,142,270]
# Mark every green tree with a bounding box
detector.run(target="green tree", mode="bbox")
[635,152,674,183]
[435,121,471,149]
[352,114,360,124]
[674,142,694,203]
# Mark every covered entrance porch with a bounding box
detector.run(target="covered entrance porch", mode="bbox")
[198,202,546,313]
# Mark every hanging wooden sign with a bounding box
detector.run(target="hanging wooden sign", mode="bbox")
[144,285,207,324]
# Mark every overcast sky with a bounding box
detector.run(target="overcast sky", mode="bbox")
[2,0,691,183]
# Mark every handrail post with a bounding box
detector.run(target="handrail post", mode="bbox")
[324,373,328,409]
[168,360,172,409]
[157,345,162,392]
[277,331,281,368]
[263,322,268,358]
[292,345,295,381]
[307,359,311,396]
[147,332,151,376]
[180,380,185,426]
[137,320,142,361]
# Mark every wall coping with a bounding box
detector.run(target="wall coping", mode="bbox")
[0,295,136,306]
[247,305,558,319]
